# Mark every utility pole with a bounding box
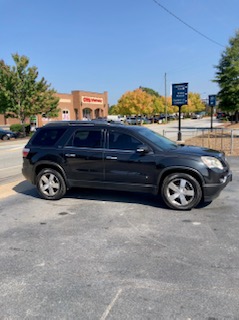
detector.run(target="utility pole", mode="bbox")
[165,73,167,122]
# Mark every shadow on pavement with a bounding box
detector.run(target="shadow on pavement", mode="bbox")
[13,180,39,198]
[70,188,169,209]
[13,180,168,209]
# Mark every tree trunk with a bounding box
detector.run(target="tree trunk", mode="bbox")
[20,119,26,137]
[235,110,239,123]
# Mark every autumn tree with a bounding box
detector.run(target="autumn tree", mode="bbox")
[181,92,206,115]
[166,97,178,114]
[214,30,239,122]
[140,87,166,115]
[116,88,154,116]
[151,96,165,115]
[0,54,60,129]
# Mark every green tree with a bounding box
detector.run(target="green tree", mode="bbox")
[108,104,119,115]
[0,54,60,129]
[214,30,239,122]
[140,86,161,97]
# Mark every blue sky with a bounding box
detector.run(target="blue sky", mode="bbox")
[1,0,238,105]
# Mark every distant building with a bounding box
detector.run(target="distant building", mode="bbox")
[0,89,108,127]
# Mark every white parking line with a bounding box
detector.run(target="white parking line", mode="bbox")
[0,165,21,172]
[0,146,23,151]
[8,146,23,151]
[100,288,122,320]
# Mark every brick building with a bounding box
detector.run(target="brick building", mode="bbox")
[0,90,108,127]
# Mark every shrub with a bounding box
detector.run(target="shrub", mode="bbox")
[10,124,23,132]
[10,123,31,135]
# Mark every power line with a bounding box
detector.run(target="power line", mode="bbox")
[152,0,225,48]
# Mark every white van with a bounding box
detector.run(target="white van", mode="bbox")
[107,115,125,123]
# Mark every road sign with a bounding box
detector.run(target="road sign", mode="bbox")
[172,83,188,141]
[208,95,216,132]
[172,83,188,106]
[208,95,216,106]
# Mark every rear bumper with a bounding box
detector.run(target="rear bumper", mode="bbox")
[203,171,232,202]
[22,160,35,184]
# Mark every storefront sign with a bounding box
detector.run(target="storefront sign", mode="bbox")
[82,96,103,104]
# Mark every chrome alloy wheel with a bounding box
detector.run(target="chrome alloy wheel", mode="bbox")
[166,177,195,207]
[39,173,60,197]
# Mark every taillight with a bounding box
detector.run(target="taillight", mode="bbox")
[23,148,30,158]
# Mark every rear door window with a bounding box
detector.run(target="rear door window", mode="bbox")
[66,129,103,148]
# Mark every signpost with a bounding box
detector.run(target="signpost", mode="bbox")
[172,83,188,141]
[208,95,216,131]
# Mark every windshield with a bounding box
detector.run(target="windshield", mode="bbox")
[134,127,178,150]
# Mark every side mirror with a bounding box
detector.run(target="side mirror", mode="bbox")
[136,145,149,154]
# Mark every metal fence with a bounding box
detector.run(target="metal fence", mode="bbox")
[163,128,239,156]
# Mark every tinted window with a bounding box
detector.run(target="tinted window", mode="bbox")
[31,128,67,146]
[109,132,141,150]
[68,130,103,148]
[134,127,177,150]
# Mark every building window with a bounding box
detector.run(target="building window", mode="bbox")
[82,108,92,120]
[62,109,70,121]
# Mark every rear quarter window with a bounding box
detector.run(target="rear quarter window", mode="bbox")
[30,128,67,146]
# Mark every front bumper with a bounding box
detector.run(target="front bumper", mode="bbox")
[203,171,232,202]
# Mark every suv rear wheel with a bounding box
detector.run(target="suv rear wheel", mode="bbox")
[36,168,66,200]
[161,173,202,210]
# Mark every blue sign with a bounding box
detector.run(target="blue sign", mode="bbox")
[209,95,216,106]
[172,83,188,106]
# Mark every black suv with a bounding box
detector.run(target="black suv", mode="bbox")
[22,121,232,210]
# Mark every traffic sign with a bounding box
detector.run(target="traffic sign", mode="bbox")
[172,83,188,106]
[209,95,216,106]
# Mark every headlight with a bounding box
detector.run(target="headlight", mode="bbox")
[201,156,223,170]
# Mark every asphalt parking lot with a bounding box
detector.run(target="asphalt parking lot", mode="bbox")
[0,157,239,319]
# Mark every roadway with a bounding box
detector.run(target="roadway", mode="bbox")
[0,138,27,185]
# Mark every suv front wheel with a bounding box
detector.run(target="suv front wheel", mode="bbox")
[161,173,202,210]
[36,168,66,200]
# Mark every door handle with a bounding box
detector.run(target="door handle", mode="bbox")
[106,156,117,160]
[65,153,76,157]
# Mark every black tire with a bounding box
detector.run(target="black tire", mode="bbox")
[36,168,66,200]
[2,135,9,141]
[161,173,202,210]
